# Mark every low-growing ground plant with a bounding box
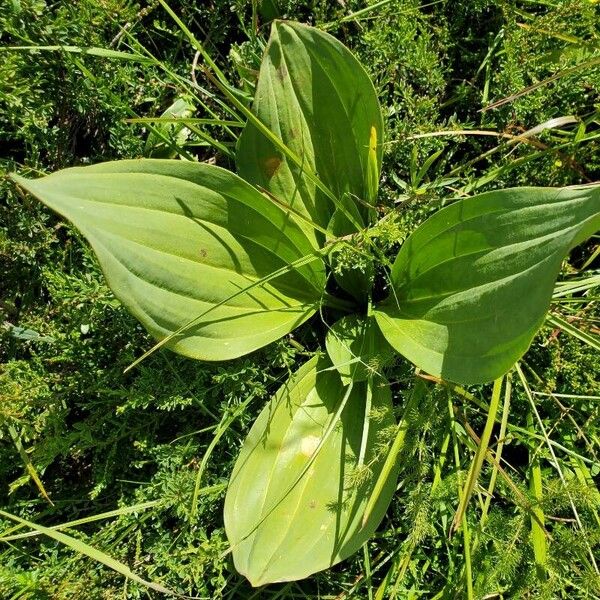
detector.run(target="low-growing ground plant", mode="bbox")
[10,18,600,588]
[3,2,600,598]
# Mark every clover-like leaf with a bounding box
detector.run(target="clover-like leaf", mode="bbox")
[374,186,600,384]
[237,20,384,237]
[12,160,326,361]
[224,356,397,586]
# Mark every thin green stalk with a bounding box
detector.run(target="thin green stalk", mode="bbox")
[126,117,242,127]
[363,544,374,600]
[388,428,452,595]
[436,378,597,466]
[190,393,258,519]
[323,0,446,29]
[358,377,374,469]
[527,411,547,581]
[0,500,160,542]
[481,374,512,525]
[452,377,503,532]
[432,431,451,493]
[361,379,427,527]
[447,394,474,600]
[7,424,53,505]
[0,45,152,62]
[111,17,243,142]
[553,274,600,297]
[157,0,229,86]
[547,313,600,352]
[0,509,173,595]
[517,364,599,575]
[481,56,600,112]
[70,56,197,162]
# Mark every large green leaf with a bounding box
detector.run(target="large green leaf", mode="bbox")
[236,20,384,237]
[12,160,325,361]
[374,186,600,384]
[224,356,397,586]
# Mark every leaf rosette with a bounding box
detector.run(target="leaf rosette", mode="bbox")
[11,19,600,586]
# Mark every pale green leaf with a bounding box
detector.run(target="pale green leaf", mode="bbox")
[236,20,384,236]
[374,186,600,384]
[325,315,394,384]
[224,356,397,586]
[144,97,195,158]
[12,160,325,361]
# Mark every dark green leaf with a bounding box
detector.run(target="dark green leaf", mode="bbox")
[236,20,384,237]
[375,186,600,383]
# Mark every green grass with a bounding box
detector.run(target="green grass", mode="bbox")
[1,0,599,597]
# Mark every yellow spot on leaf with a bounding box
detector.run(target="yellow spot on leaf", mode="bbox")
[366,125,379,201]
[300,435,321,457]
[369,125,378,155]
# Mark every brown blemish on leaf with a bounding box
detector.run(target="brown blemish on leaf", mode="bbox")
[264,156,282,178]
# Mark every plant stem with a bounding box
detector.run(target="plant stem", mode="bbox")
[448,394,474,600]
[361,378,426,527]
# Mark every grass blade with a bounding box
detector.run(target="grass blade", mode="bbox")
[452,377,503,532]
[481,57,600,111]
[362,379,426,527]
[546,313,600,352]
[7,424,53,505]
[447,393,474,600]
[1,45,152,62]
[516,364,599,575]
[528,413,547,580]
[0,509,174,595]
[0,500,159,542]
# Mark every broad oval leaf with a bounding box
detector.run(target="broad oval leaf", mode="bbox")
[236,20,384,236]
[326,315,394,385]
[224,356,397,586]
[374,186,600,384]
[12,160,326,361]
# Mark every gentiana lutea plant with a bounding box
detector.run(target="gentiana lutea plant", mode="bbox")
[12,21,600,587]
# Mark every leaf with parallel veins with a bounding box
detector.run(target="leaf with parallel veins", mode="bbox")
[224,355,398,586]
[12,160,326,361]
[374,186,600,384]
[237,20,384,240]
